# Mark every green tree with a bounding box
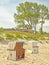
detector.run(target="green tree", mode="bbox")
[14,2,39,33]
[39,4,49,33]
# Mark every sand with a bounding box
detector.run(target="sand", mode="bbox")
[0,40,49,65]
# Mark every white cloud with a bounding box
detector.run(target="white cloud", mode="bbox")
[0,6,12,20]
[44,20,49,26]
[0,6,16,28]
[0,0,10,5]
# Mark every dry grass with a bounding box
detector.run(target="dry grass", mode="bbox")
[0,40,49,65]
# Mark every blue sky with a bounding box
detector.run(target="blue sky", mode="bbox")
[0,0,49,32]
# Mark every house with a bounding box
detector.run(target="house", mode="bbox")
[8,41,25,60]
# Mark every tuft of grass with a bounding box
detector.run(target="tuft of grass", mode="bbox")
[6,33,15,40]
[0,30,49,40]
[0,36,4,41]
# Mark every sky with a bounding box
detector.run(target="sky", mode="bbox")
[0,0,49,32]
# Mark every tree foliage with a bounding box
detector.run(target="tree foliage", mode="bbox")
[39,4,49,33]
[14,2,49,33]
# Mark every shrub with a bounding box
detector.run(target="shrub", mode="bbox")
[6,33,15,40]
[0,36,4,41]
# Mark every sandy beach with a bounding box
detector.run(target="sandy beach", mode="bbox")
[0,40,49,65]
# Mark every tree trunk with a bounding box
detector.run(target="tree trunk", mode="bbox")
[34,24,36,34]
[41,21,43,34]
[40,17,44,34]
